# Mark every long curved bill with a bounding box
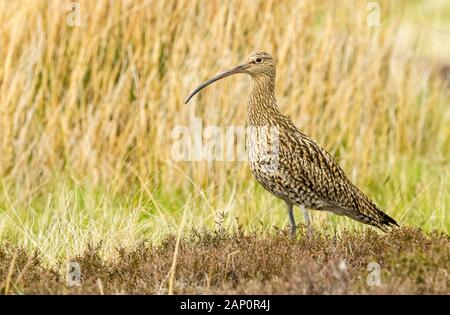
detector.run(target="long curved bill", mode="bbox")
[185,63,248,104]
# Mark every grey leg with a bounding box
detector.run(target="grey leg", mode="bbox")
[300,206,312,234]
[285,201,296,237]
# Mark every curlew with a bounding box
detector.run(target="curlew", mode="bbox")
[185,52,398,236]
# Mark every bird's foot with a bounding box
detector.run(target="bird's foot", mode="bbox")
[300,207,312,237]
[306,224,313,237]
[290,225,297,238]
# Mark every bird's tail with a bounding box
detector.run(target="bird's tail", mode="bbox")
[350,192,399,232]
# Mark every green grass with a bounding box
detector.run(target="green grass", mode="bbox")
[0,154,447,267]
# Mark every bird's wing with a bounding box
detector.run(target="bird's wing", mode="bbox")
[280,119,351,183]
[292,132,350,183]
[288,156,398,231]
[279,130,398,230]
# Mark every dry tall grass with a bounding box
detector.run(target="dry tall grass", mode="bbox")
[0,0,448,263]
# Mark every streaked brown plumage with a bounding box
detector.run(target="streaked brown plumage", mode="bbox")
[185,51,399,236]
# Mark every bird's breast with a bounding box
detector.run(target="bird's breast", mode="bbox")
[246,124,280,173]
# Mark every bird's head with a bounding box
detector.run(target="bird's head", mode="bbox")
[242,51,276,78]
[185,51,276,104]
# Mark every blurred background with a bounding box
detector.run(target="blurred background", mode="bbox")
[0,0,448,263]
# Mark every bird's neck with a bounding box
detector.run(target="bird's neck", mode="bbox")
[247,75,281,126]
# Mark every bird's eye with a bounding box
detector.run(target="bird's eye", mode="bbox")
[255,58,263,63]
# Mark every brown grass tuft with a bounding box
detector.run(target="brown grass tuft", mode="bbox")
[1,227,448,294]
